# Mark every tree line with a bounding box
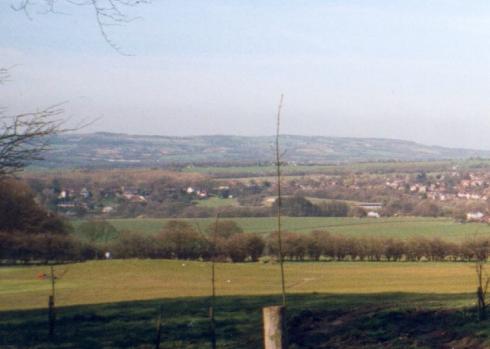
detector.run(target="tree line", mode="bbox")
[2,178,489,264]
[108,227,490,263]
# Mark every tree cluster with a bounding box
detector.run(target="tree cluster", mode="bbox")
[272,196,350,217]
[110,220,265,262]
[267,231,490,262]
[0,179,98,263]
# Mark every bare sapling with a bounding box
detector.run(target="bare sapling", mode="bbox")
[263,94,288,349]
[47,265,68,339]
[275,94,286,306]
[196,218,218,349]
[210,214,219,349]
[470,238,490,321]
[476,259,489,321]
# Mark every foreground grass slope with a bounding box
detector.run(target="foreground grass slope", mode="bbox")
[0,260,481,311]
[1,293,488,348]
[2,260,489,348]
[74,217,490,242]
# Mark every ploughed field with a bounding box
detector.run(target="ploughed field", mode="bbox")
[2,260,490,348]
[74,216,490,242]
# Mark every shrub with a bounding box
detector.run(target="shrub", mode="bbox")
[157,220,208,259]
[111,232,158,259]
[205,220,243,239]
[0,231,90,263]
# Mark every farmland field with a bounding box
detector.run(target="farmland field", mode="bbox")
[194,197,239,208]
[0,259,482,311]
[2,260,490,348]
[180,161,458,177]
[73,217,490,242]
[181,159,490,178]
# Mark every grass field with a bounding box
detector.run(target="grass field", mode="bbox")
[180,159,490,178]
[0,260,482,311]
[73,217,490,242]
[194,197,239,208]
[2,260,490,348]
[2,292,487,349]
[180,160,461,177]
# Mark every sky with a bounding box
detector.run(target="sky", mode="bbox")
[2,0,490,149]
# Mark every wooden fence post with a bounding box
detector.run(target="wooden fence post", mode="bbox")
[263,306,286,349]
[209,306,216,349]
[48,295,55,339]
[155,306,163,349]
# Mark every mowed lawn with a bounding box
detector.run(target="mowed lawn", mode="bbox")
[0,259,480,311]
[74,217,490,242]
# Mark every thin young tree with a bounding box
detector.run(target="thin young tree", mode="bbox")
[476,259,489,321]
[196,218,218,349]
[47,265,68,339]
[210,215,220,349]
[275,94,286,306]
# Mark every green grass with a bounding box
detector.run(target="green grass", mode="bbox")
[2,260,490,348]
[1,293,488,349]
[0,259,482,311]
[72,217,490,242]
[180,160,474,177]
[194,197,239,208]
[181,159,490,178]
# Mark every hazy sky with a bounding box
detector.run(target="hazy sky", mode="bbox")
[3,0,490,149]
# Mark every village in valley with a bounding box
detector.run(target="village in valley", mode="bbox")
[24,162,490,223]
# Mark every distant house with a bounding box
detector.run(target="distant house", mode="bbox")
[367,211,380,218]
[197,190,208,199]
[129,195,147,203]
[102,206,114,214]
[357,202,383,211]
[216,186,231,198]
[122,192,147,203]
[461,180,471,188]
[80,187,91,199]
[467,212,484,222]
[57,202,75,209]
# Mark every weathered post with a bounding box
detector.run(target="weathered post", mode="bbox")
[209,306,216,349]
[48,295,55,339]
[263,305,286,349]
[48,265,56,339]
[155,305,163,349]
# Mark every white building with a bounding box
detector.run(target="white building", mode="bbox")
[467,212,484,221]
[367,211,380,218]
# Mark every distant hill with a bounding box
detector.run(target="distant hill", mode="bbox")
[35,132,490,169]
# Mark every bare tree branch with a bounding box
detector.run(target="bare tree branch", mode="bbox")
[12,0,150,55]
[0,105,64,175]
[0,68,92,176]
